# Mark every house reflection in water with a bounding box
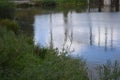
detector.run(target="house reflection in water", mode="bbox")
[33,11,120,64]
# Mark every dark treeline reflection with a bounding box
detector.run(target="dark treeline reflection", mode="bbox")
[88,0,120,12]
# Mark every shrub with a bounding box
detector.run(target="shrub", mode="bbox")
[0,27,89,80]
[0,19,20,34]
[17,3,33,8]
[0,27,36,80]
[33,0,56,8]
[0,0,15,19]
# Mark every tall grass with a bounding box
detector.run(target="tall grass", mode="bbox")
[97,61,120,80]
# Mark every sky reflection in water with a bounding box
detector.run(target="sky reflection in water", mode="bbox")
[33,11,120,64]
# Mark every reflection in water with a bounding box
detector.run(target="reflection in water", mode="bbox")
[89,23,92,46]
[50,14,53,49]
[88,13,93,46]
[63,12,74,53]
[98,26,100,46]
[105,27,108,51]
[111,27,113,50]
[34,11,120,64]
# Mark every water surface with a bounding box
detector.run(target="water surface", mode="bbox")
[33,11,120,64]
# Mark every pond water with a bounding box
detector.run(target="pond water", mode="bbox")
[16,8,120,65]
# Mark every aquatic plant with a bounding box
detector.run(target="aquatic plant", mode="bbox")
[97,61,120,80]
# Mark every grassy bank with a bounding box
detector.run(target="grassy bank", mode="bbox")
[0,27,89,80]
[17,0,87,9]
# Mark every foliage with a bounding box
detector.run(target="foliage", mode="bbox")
[0,27,89,80]
[31,0,87,8]
[0,19,20,34]
[0,0,15,19]
[17,3,33,8]
[32,0,56,8]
